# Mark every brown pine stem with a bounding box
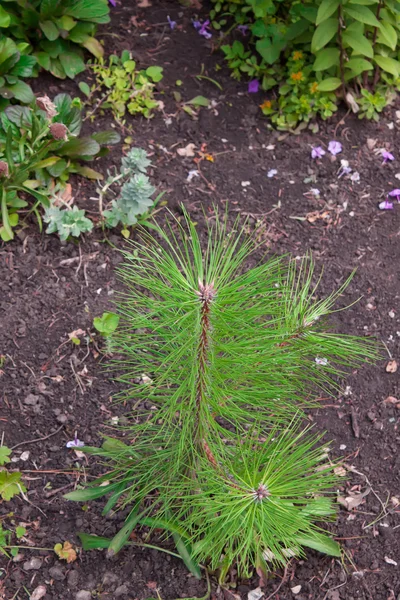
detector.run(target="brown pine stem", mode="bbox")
[194,280,216,448]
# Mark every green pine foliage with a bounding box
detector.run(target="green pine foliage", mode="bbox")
[67,210,378,577]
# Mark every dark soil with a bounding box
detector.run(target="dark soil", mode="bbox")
[1,1,400,599]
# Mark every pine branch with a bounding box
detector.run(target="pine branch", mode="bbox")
[67,208,379,577]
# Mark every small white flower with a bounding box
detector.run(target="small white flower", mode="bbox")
[66,437,85,449]
[186,170,199,182]
[267,169,278,178]
[310,188,320,196]
[350,171,360,183]
[315,357,328,366]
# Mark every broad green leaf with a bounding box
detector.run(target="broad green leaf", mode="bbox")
[91,130,121,145]
[172,531,202,579]
[0,446,11,465]
[34,52,51,71]
[39,21,60,41]
[65,484,117,501]
[64,0,110,24]
[316,77,342,91]
[316,0,340,25]
[349,0,378,4]
[0,37,18,66]
[93,312,120,336]
[8,213,19,227]
[83,37,104,59]
[5,105,32,126]
[186,95,210,107]
[16,526,26,539]
[56,15,76,31]
[107,506,141,556]
[313,47,340,71]
[344,57,373,75]
[344,5,381,27]
[297,534,341,557]
[146,65,163,82]
[374,55,400,77]
[47,159,68,177]
[343,30,373,58]
[73,165,103,179]
[79,81,91,97]
[0,471,26,501]
[9,55,37,78]
[256,37,284,64]
[5,81,34,103]
[59,52,85,79]
[49,58,66,79]
[377,22,397,50]
[78,533,111,550]
[0,6,11,28]
[35,156,61,169]
[311,19,338,53]
[68,21,93,44]
[58,137,100,158]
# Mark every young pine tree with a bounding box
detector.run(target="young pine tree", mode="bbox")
[67,209,377,578]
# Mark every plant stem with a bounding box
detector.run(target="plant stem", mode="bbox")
[337,3,346,101]
[194,281,215,450]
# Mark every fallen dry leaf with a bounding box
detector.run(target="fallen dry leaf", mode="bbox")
[383,396,398,405]
[334,466,347,477]
[54,541,77,563]
[177,143,196,157]
[386,360,398,373]
[337,487,371,511]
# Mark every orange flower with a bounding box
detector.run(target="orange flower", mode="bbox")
[310,82,319,94]
[293,51,303,61]
[205,153,214,162]
[290,71,303,82]
[260,100,272,110]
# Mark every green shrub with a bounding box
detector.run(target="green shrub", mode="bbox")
[0,37,37,105]
[0,93,119,241]
[80,51,163,124]
[213,0,400,129]
[0,0,109,82]
[66,211,378,580]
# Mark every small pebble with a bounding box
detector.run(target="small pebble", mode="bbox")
[23,557,43,571]
[76,592,92,600]
[114,585,129,597]
[49,565,65,581]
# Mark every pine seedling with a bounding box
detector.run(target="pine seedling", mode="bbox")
[67,209,378,577]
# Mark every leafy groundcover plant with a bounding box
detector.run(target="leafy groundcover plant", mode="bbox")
[212,0,400,129]
[0,93,119,241]
[67,210,377,581]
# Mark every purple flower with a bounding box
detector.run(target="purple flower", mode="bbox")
[389,189,400,201]
[311,146,326,159]
[167,15,177,30]
[237,25,249,35]
[382,150,395,163]
[66,436,85,449]
[108,0,116,5]
[193,19,212,39]
[328,140,342,156]
[379,200,394,210]
[248,79,259,94]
